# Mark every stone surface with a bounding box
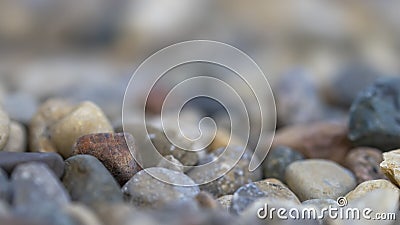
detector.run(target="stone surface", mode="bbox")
[63,204,104,225]
[50,101,113,158]
[0,168,9,201]
[286,159,356,201]
[0,152,64,178]
[231,179,300,215]
[348,77,400,151]
[73,133,141,185]
[92,203,142,225]
[122,167,199,208]
[29,98,74,153]
[0,108,10,150]
[188,146,262,197]
[344,147,386,184]
[2,121,27,152]
[263,146,304,182]
[216,195,233,212]
[273,122,353,164]
[380,149,400,186]
[11,162,70,208]
[195,191,219,210]
[156,155,184,172]
[345,179,399,202]
[62,155,123,207]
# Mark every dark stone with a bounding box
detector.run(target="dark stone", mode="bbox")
[0,152,64,178]
[348,77,400,151]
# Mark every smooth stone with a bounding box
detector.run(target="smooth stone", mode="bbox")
[50,101,113,158]
[263,146,304,182]
[344,147,386,184]
[345,179,400,202]
[2,121,27,152]
[63,204,104,225]
[156,155,184,172]
[348,77,400,150]
[11,162,70,208]
[2,92,38,124]
[286,159,356,201]
[122,167,199,208]
[188,146,262,197]
[380,149,400,186]
[0,152,64,178]
[0,108,10,150]
[273,122,352,164]
[62,155,123,207]
[0,168,9,201]
[231,179,300,215]
[217,195,233,212]
[73,133,142,185]
[29,98,74,153]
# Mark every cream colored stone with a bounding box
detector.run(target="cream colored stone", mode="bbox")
[345,179,400,202]
[380,149,400,186]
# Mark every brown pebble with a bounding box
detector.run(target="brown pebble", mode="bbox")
[195,191,219,210]
[73,133,142,185]
[344,147,386,184]
[273,121,352,164]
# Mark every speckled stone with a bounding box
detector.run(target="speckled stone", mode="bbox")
[216,195,233,212]
[62,155,123,207]
[122,167,199,208]
[348,77,400,150]
[0,168,9,201]
[263,146,304,182]
[380,149,400,186]
[2,121,27,152]
[50,101,113,158]
[29,98,74,153]
[0,108,10,150]
[286,159,356,201]
[73,133,142,185]
[344,147,386,184]
[345,179,399,202]
[188,146,262,197]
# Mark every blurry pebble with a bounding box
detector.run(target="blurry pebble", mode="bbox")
[0,168,9,201]
[195,191,219,210]
[62,155,123,207]
[263,146,304,182]
[63,204,104,225]
[216,195,233,212]
[156,155,184,172]
[0,152,64,178]
[344,147,386,184]
[0,108,10,150]
[122,167,199,208]
[345,179,399,202]
[50,101,113,158]
[380,149,400,186]
[73,133,142,185]
[286,159,356,201]
[2,121,27,152]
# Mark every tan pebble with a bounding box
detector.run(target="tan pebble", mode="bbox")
[345,179,400,202]
[380,149,400,187]
[3,121,27,152]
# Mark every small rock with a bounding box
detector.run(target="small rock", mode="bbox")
[188,146,262,197]
[2,121,27,152]
[216,195,233,212]
[11,162,70,208]
[263,146,304,182]
[156,155,184,172]
[0,108,10,150]
[348,77,400,150]
[286,159,356,201]
[344,147,386,184]
[0,168,9,201]
[62,155,123,207]
[50,101,113,158]
[73,133,142,185]
[195,191,219,210]
[29,98,74,153]
[273,122,353,164]
[63,204,104,225]
[345,179,399,202]
[122,167,199,208]
[380,149,400,186]
[0,152,64,178]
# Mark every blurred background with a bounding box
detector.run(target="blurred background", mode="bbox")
[0,0,400,127]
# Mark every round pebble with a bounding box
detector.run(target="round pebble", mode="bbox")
[0,108,10,150]
[2,121,27,152]
[285,159,356,201]
[122,167,199,208]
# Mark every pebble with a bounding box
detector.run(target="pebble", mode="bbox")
[11,162,70,208]
[263,146,304,182]
[216,195,233,212]
[29,98,74,153]
[156,155,184,172]
[0,108,10,150]
[0,152,65,178]
[344,147,386,184]
[195,191,219,210]
[231,179,300,215]
[348,77,400,150]
[122,167,199,208]
[302,198,338,224]
[380,149,400,186]
[63,204,104,225]
[73,133,142,185]
[62,155,123,207]
[2,121,27,152]
[273,122,352,164]
[50,101,114,158]
[0,168,9,201]
[285,159,356,201]
[188,146,262,197]
[345,179,399,202]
